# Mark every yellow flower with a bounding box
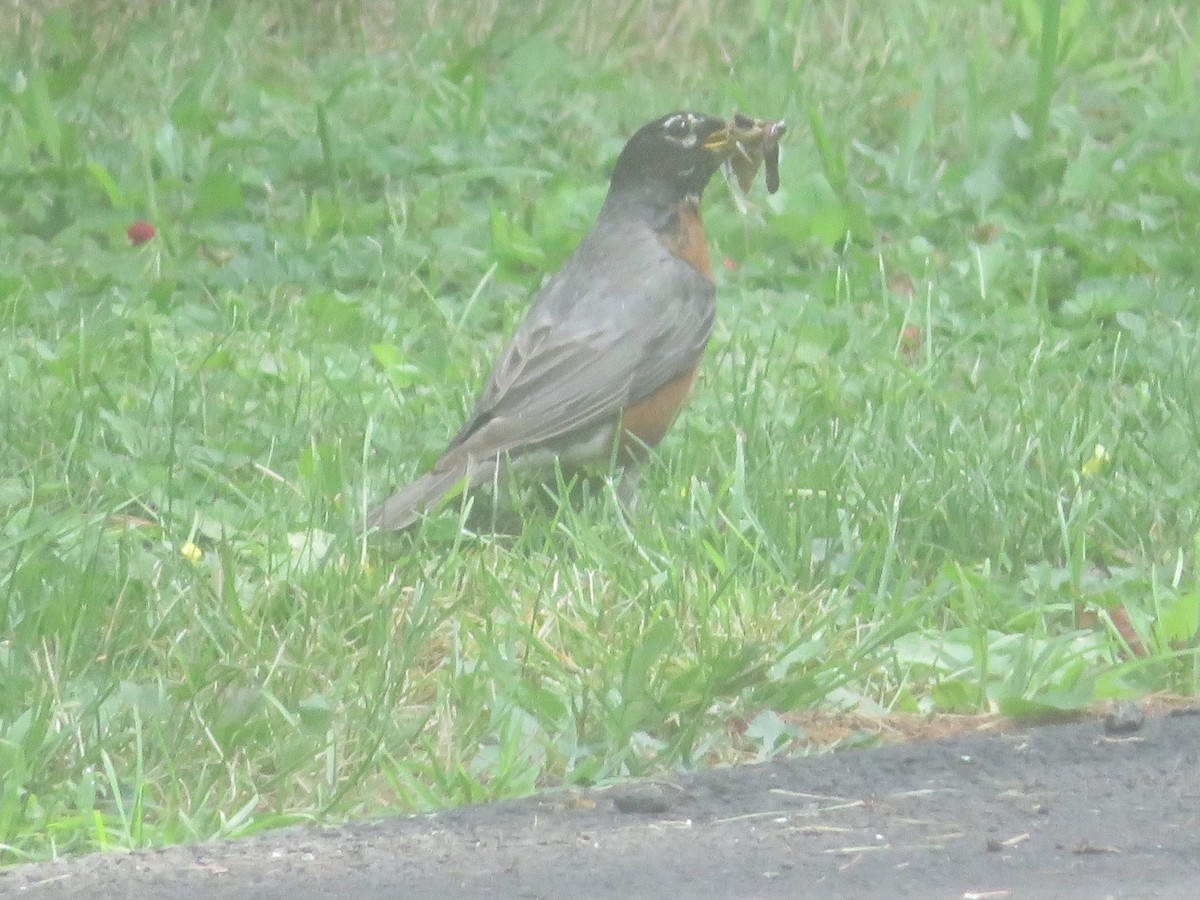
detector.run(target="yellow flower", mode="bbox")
[180,541,203,564]
[1081,444,1110,477]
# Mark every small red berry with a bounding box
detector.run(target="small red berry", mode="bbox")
[127,220,156,246]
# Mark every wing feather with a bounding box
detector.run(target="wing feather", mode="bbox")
[443,242,715,465]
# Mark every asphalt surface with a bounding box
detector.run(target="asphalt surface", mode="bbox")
[4,708,1199,899]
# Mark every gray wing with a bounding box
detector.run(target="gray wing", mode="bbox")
[443,228,716,463]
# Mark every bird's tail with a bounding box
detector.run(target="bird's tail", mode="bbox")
[362,459,494,532]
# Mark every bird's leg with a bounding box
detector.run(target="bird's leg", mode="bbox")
[614,466,642,519]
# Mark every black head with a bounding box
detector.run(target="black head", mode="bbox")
[608,111,736,201]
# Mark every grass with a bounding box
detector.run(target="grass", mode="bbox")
[2,0,1199,863]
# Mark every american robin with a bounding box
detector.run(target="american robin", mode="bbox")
[365,111,781,531]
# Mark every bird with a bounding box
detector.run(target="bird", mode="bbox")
[364,111,774,531]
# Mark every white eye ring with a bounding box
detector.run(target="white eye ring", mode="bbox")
[662,113,698,147]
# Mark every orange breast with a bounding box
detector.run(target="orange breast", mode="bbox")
[617,199,714,460]
[619,358,703,460]
[657,200,715,282]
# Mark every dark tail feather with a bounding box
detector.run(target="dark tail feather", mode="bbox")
[362,459,493,532]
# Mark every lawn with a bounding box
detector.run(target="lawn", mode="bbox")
[2,0,1198,863]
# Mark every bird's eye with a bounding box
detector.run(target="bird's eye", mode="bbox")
[662,113,697,145]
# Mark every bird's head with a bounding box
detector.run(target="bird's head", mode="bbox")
[608,111,741,200]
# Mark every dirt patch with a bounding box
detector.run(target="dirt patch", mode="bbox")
[5,706,1199,899]
[778,694,1197,753]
